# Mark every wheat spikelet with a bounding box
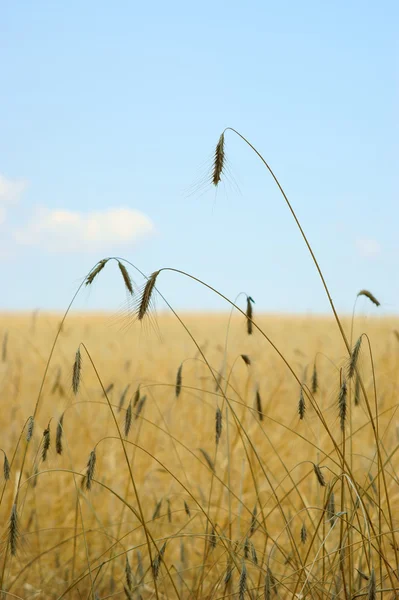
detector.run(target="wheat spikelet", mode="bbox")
[152,498,163,520]
[212,132,225,186]
[27,416,34,442]
[199,448,215,473]
[85,449,96,491]
[32,464,39,488]
[327,489,336,526]
[357,289,380,307]
[241,354,251,366]
[56,414,64,455]
[125,555,133,591]
[133,385,140,407]
[311,362,318,393]
[349,336,362,379]
[72,348,82,395]
[8,503,19,556]
[339,377,348,432]
[2,331,8,362]
[124,400,132,437]
[356,568,369,582]
[118,384,130,412]
[394,329,399,342]
[243,537,250,559]
[367,568,376,600]
[250,503,257,536]
[138,271,159,320]
[86,259,108,286]
[175,363,183,398]
[184,500,191,517]
[3,452,10,481]
[215,407,222,445]
[180,540,186,566]
[51,367,62,395]
[104,382,114,396]
[238,562,247,600]
[313,463,326,487]
[117,261,134,295]
[135,395,146,420]
[246,296,254,335]
[214,369,223,392]
[224,561,233,586]
[250,541,258,564]
[42,424,51,462]
[210,526,217,550]
[298,388,306,420]
[152,541,166,580]
[136,549,144,579]
[256,388,264,421]
[167,498,172,523]
[265,567,272,600]
[300,523,307,544]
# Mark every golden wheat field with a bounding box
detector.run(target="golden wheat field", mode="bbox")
[0,304,398,600]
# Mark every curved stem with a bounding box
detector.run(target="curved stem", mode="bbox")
[224,127,351,353]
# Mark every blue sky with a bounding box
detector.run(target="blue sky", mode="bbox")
[1,1,398,314]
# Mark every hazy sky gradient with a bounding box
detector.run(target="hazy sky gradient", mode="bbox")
[1,1,397,315]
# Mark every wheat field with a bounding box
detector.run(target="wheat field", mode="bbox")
[0,302,398,599]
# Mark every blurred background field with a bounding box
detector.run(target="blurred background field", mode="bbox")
[1,310,398,598]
